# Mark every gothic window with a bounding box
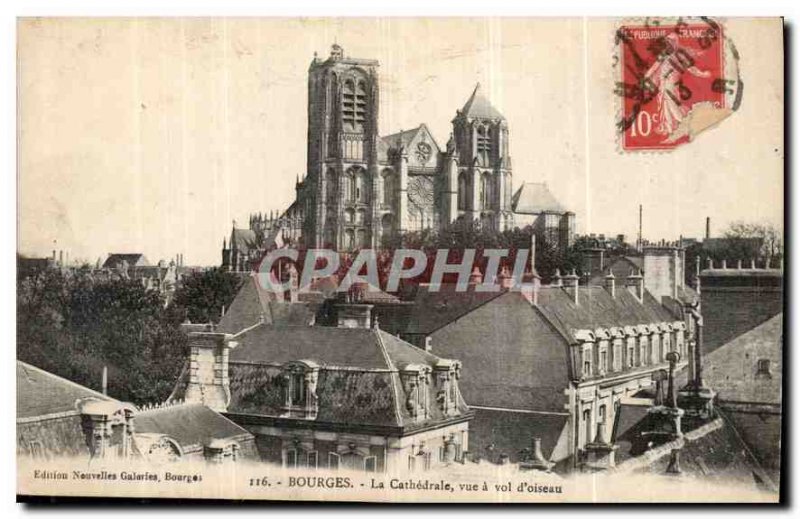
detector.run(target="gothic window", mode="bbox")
[357,229,367,249]
[343,170,354,202]
[356,208,366,224]
[342,77,368,132]
[381,214,394,241]
[344,229,355,250]
[381,169,394,207]
[458,172,468,210]
[476,125,491,165]
[355,170,368,203]
[345,208,355,223]
[481,172,492,210]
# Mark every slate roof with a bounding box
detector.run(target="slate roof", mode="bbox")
[217,274,316,333]
[511,183,566,214]
[460,83,505,120]
[468,407,570,464]
[230,228,258,251]
[224,322,471,430]
[230,325,399,369]
[587,256,643,286]
[620,412,779,494]
[134,403,253,453]
[381,126,423,151]
[401,283,506,336]
[102,253,150,269]
[17,361,112,419]
[535,285,677,344]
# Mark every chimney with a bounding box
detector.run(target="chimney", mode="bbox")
[552,268,563,287]
[498,266,513,289]
[721,259,727,269]
[184,331,237,412]
[643,245,683,302]
[101,366,108,396]
[563,269,579,305]
[519,437,554,472]
[627,268,644,302]
[336,303,374,328]
[705,217,710,239]
[605,271,616,298]
[469,265,482,284]
[520,270,541,306]
[59,250,64,266]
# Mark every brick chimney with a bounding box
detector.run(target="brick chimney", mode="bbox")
[184,331,237,412]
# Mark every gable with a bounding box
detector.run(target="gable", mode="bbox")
[405,124,440,169]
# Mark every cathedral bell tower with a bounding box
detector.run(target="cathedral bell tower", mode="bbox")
[305,44,381,250]
[449,83,513,231]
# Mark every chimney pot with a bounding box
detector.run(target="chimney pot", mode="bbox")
[721,259,727,269]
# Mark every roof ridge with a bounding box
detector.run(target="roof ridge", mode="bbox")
[17,360,113,403]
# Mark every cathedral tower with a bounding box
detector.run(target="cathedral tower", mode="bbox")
[305,44,381,249]
[448,84,514,231]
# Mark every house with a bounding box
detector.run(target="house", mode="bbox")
[387,266,690,471]
[16,361,256,464]
[171,301,473,473]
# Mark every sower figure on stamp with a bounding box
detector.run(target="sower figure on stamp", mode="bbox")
[644,33,711,139]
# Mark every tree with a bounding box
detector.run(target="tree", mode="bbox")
[171,267,245,324]
[724,221,783,262]
[17,268,188,405]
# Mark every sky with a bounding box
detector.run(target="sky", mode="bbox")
[17,17,783,266]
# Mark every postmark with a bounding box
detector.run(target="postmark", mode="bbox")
[615,17,743,151]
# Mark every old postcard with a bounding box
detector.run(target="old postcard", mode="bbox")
[16,17,784,503]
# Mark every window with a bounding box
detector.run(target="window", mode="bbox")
[408,456,416,472]
[382,169,394,207]
[476,125,491,165]
[627,338,636,368]
[328,452,340,470]
[308,451,318,469]
[756,359,772,378]
[286,449,298,468]
[613,340,623,371]
[457,172,468,210]
[582,409,592,447]
[599,350,607,374]
[639,337,648,366]
[290,373,305,406]
[365,456,377,473]
[582,346,593,378]
[342,79,368,132]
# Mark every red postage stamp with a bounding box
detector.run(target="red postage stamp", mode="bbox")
[616,18,732,151]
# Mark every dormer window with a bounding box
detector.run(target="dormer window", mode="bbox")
[581,346,593,378]
[400,364,431,421]
[281,361,320,419]
[434,359,461,416]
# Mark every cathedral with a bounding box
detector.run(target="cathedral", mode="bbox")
[223,44,574,270]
